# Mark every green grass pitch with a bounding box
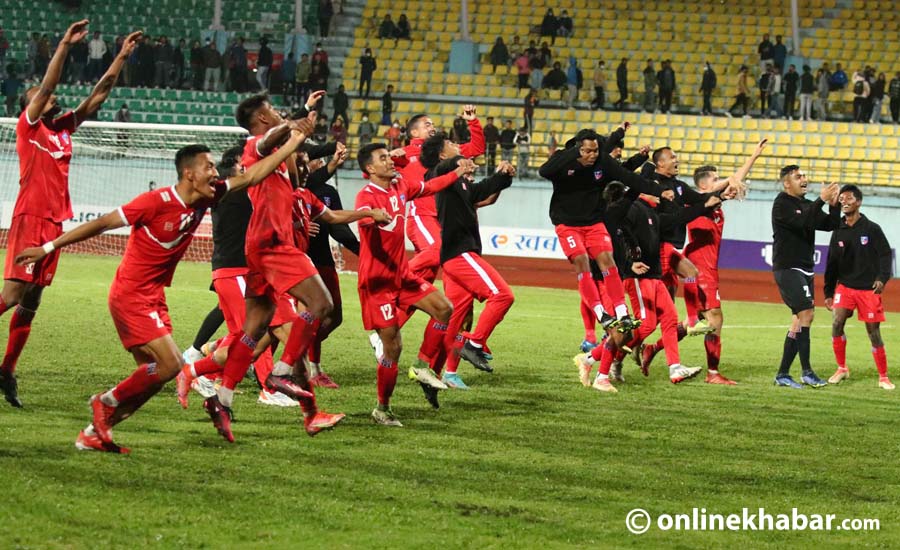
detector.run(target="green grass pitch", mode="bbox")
[0,253,896,548]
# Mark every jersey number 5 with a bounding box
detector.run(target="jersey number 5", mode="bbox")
[566,236,577,249]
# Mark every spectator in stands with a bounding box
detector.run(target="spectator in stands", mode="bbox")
[395,14,411,40]
[529,45,546,91]
[500,120,516,163]
[1,68,21,115]
[525,40,538,58]
[0,29,8,79]
[758,63,771,116]
[69,36,88,84]
[727,65,750,118]
[190,40,203,90]
[384,120,403,148]
[37,34,51,78]
[816,65,831,120]
[700,62,716,115]
[489,38,509,74]
[229,37,249,92]
[314,114,330,142]
[309,63,329,111]
[257,37,273,90]
[558,10,574,38]
[539,42,552,67]
[136,35,155,88]
[642,59,657,113]
[26,32,39,80]
[381,84,394,125]
[757,33,773,75]
[358,47,376,98]
[126,37,140,86]
[508,36,522,66]
[889,71,900,124]
[484,116,500,173]
[591,60,606,109]
[330,115,348,145]
[358,112,376,146]
[87,31,106,83]
[772,35,787,74]
[863,66,876,121]
[312,42,329,67]
[451,117,471,143]
[524,88,539,132]
[566,56,581,109]
[281,52,297,102]
[852,69,870,122]
[148,181,157,191]
[767,64,782,117]
[514,126,531,178]
[296,52,311,101]
[830,63,848,90]
[319,0,334,38]
[783,64,799,120]
[658,60,675,114]
[870,72,886,123]
[115,103,131,123]
[515,52,531,89]
[614,57,628,110]
[542,61,566,95]
[540,9,558,45]
[173,39,186,88]
[799,65,814,121]
[155,36,174,89]
[378,15,397,39]
[202,39,221,91]
[332,84,350,123]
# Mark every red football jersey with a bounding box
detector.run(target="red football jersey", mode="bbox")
[14,111,77,222]
[684,208,725,270]
[242,135,295,252]
[291,187,327,253]
[355,177,425,291]
[115,183,227,292]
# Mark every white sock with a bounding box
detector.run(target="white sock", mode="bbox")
[468,341,483,349]
[592,304,606,320]
[100,390,119,407]
[272,361,292,377]
[84,424,96,436]
[595,373,609,381]
[217,386,234,408]
[614,304,628,318]
[307,362,321,377]
[708,369,718,375]
[189,364,198,378]
[187,346,201,356]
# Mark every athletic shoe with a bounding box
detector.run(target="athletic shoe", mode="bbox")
[419,383,440,409]
[442,372,469,390]
[615,315,641,334]
[685,320,716,337]
[774,375,803,389]
[305,411,346,436]
[459,341,493,373]
[573,353,592,387]
[801,372,827,388]
[705,372,737,385]
[369,332,383,360]
[580,339,598,353]
[828,367,850,384]
[640,344,659,377]
[90,394,116,444]
[482,344,493,361]
[610,360,625,383]
[176,369,192,409]
[182,346,204,365]
[408,366,448,390]
[75,430,130,454]
[203,396,234,443]
[879,377,895,390]
[265,374,314,399]
[371,407,403,427]
[191,376,217,399]
[0,370,22,408]
[591,375,618,393]
[257,389,299,407]
[200,340,217,357]
[310,372,340,389]
[668,364,702,384]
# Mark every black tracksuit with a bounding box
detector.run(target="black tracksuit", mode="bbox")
[824,214,892,299]
[435,172,513,264]
[644,170,712,249]
[211,189,251,270]
[771,192,841,272]
[306,173,360,267]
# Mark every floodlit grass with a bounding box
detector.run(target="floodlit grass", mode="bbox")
[0,253,897,548]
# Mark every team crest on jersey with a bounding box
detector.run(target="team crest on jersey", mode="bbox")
[399,193,406,202]
[323,197,332,207]
[61,132,70,145]
[676,185,683,195]
[648,218,653,225]
[861,236,868,245]
[165,222,174,231]
[567,169,575,175]
[838,241,844,247]
[594,169,603,180]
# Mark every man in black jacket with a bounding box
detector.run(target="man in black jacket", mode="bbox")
[771,165,840,389]
[615,58,628,109]
[824,184,893,390]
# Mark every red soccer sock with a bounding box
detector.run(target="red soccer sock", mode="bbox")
[279,311,321,367]
[589,342,604,362]
[577,272,605,321]
[661,318,681,366]
[419,320,447,361]
[429,345,447,376]
[580,300,596,343]
[254,349,275,389]
[111,363,163,404]
[704,333,721,370]
[190,356,223,377]
[832,335,847,370]
[598,341,616,375]
[683,277,700,326]
[308,339,322,365]
[444,333,464,374]
[222,332,256,391]
[600,266,627,317]
[873,345,888,378]
[1,306,35,374]
[469,290,514,345]
[376,357,399,406]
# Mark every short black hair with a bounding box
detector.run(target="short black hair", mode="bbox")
[421,131,448,170]
[358,142,387,173]
[235,93,270,130]
[780,164,800,180]
[693,165,717,185]
[603,181,626,204]
[406,114,428,136]
[217,144,244,176]
[839,184,862,201]
[652,146,671,164]
[175,144,212,178]
[435,155,464,177]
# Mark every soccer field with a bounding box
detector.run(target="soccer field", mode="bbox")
[1,253,896,548]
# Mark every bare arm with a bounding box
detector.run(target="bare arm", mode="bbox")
[227,130,306,193]
[319,208,391,225]
[27,20,89,123]
[74,31,142,124]
[15,210,125,265]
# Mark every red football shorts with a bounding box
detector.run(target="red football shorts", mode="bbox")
[555,222,613,260]
[108,282,172,350]
[213,269,250,333]
[696,265,721,310]
[4,214,62,286]
[316,265,342,307]
[359,275,436,330]
[245,245,319,301]
[659,242,686,288]
[833,283,885,322]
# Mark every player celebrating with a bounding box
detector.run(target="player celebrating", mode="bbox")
[14,136,304,452]
[355,143,473,426]
[771,166,840,389]
[824,185,893,390]
[0,21,141,408]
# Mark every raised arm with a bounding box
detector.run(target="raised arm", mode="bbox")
[15,210,125,266]
[74,31,142,125]
[228,129,306,193]
[27,20,89,124]
[459,105,485,158]
[319,207,391,225]
[723,139,767,194]
[419,159,477,198]
[469,162,515,204]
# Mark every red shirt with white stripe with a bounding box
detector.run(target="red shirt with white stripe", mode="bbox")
[242,135,295,252]
[291,187,328,253]
[684,208,725,272]
[14,111,77,222]
[115,183,227,293]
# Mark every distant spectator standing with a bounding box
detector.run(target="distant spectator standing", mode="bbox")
[115,102,131,123]
[642,59,657,112]
[508,36,522,66]
[1,69,21,115]
[658,60,675,113]
[26,33,39,79]
[87,31,107,82]
[700,62,717,115]
[514,126,531,177]
[296,52,311,100]
[767,65,782,117]
[728,65,750,117]
[524,88,539,131]
[852,69,870,122]
[0,29,8,79]
[783,64,799,119]
[257,37,272,90]
[314,114,330,142]
[384,120,402,148]
[484,116,500,173]
[799,65,814,121]
[515,52,531,89]
[816,65,831,120]
[229,37,249,92]
[155,36,174,88]
[332,84,350,123]
[281,52,297,101]
[309,63,329,111]
[529,46,545,91]
[381,83,394,125]
[359,47,376,97]
[830,63,848,90]
[69,37,88,84]
[395,14,411,40]
[758,64,772,116]
[757,33,773,75]
[312,42,329,67]
[330,116,348,145]
[489,37,509,74]
[591,60,606,109]
[540,9,559,45]
[190,40,204,90]
[889,71,900,123]
[558,10,574,38]
[319,0,334,38]
[136,35,155,88]
[358,113,376,146]
[614,57,628,109]
[869,72,886,123]
[566,56,580,109]
[500,120,516,163]
[378,15,397,39]
[541,61,566,94]
[772,35,787,73]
